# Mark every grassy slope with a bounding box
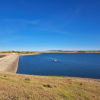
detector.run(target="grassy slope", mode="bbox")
[0,72,100,100]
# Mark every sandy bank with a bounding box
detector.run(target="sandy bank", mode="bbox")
[0,53,19,73]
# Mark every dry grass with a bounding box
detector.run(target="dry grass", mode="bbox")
[0,72,100,100]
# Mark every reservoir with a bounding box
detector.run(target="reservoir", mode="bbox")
[17,53,100,79]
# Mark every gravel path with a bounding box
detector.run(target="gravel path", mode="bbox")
[0,54,18,72]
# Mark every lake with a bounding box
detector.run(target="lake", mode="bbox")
[17,53,100,79]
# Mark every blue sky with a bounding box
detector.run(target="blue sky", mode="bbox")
[0,0,100,51]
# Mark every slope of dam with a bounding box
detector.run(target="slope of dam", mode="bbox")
[0,53,19,73]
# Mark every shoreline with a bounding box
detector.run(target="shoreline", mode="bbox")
[18,53,40,57]
[8,55,19,73]
[0,53,100,79]
[0,53,100,99]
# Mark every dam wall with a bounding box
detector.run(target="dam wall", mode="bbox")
[0,54,19,73]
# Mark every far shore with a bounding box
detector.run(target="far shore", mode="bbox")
[0,50,100,56]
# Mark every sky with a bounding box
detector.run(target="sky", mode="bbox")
[0,0,100,51]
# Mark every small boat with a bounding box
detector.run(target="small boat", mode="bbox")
[53,60,57,61]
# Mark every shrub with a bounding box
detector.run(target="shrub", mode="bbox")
[25,78,30,81]
[4,75,6,77]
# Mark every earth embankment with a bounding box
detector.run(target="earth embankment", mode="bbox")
[0,53,19,73]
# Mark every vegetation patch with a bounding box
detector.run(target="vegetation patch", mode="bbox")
[25,77,30,81]
[4,75,6,77]
[0,72,100,100]
[43,84,56,88]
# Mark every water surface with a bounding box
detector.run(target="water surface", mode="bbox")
[17,53,100,79]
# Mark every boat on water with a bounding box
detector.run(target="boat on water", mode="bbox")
[53,60,57,61]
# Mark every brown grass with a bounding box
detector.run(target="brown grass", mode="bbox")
[0,71,100,100]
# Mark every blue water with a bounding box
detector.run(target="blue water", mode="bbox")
[17,53,100,79]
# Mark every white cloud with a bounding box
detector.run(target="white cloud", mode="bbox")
[18,19,38,24]
[1,19,39,24]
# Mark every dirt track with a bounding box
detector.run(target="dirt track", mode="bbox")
[0,53,19,73]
